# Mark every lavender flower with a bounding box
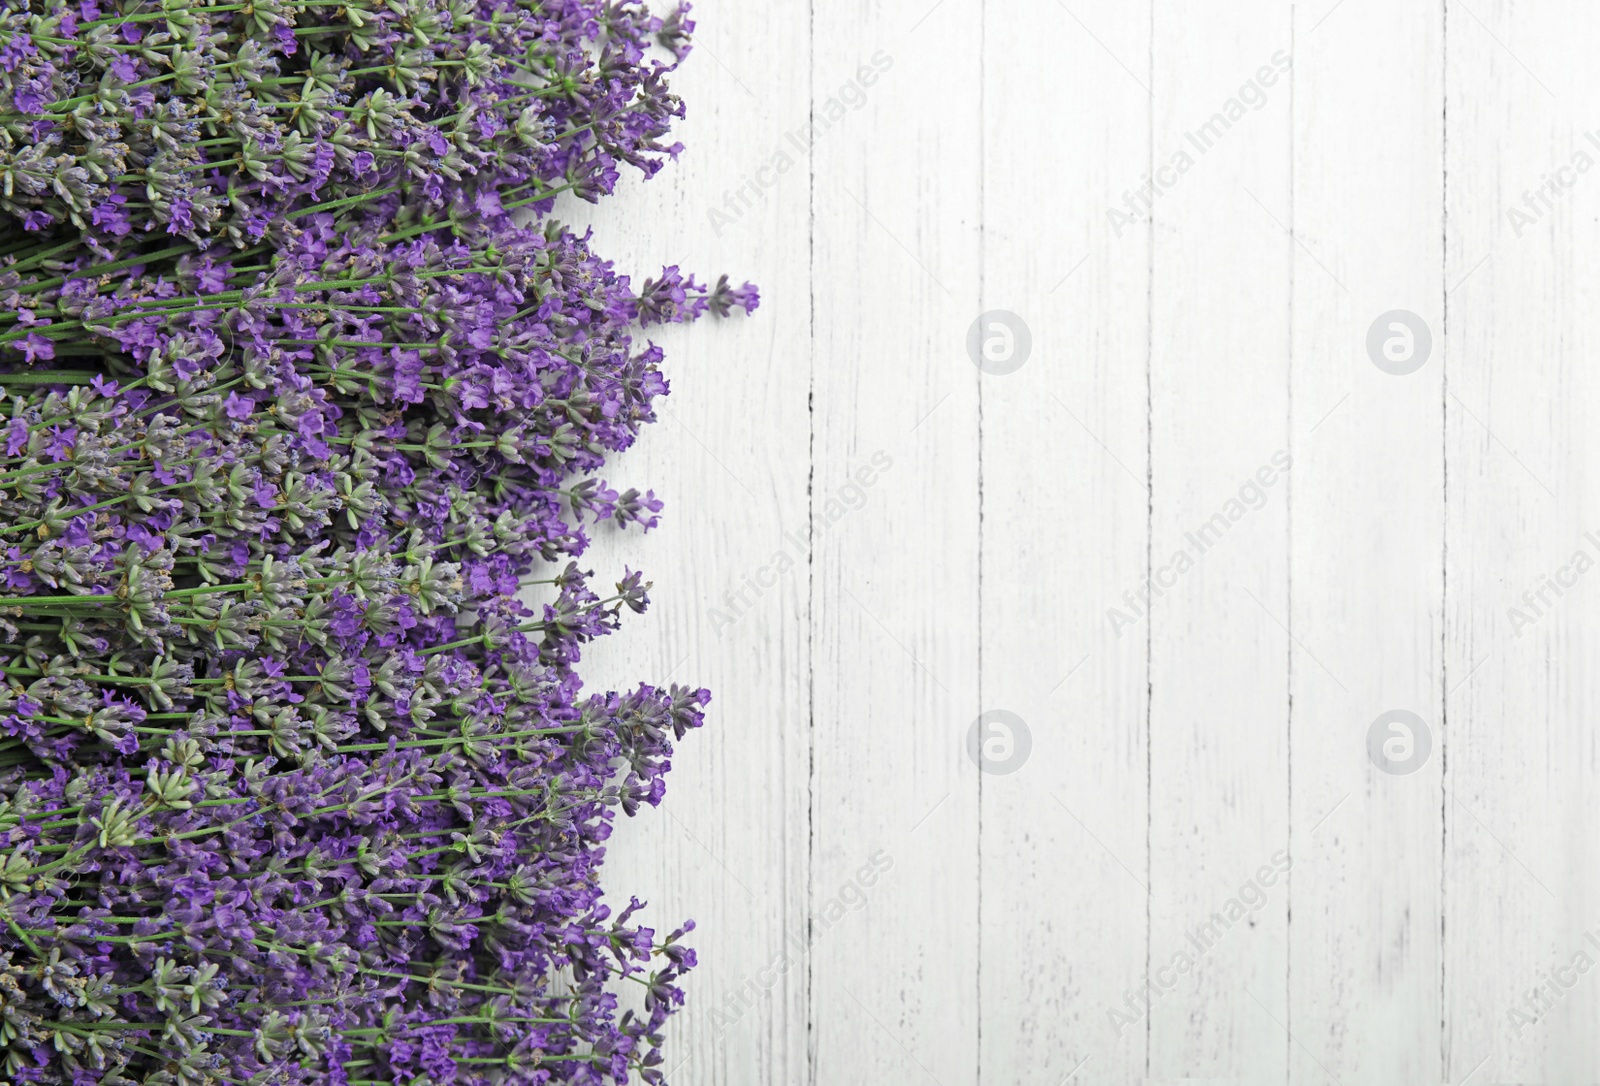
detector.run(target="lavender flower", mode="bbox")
[0,0,698,257]
[0,0,757,1081]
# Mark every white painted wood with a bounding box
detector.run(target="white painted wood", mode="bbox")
[978,1,1150,1083]
[1287,4,1445,1083]
[806,1,982,1082]
[1145,4,1293,1079]
[1444,3,1600,1081]
[562,3,1600,1083]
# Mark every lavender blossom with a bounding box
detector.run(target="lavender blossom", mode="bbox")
[0,0,756,1082]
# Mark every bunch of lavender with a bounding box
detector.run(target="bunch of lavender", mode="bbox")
[0,212,750,1082]
[0,0,756,1081]
[0,0,693,256]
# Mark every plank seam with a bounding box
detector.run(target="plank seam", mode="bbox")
[1439,1,1452,1079]
[804,0,817,1079]
[1143,0,1157,1078]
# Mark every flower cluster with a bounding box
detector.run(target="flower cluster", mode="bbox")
[0,0,754,1082]
[0,0,693,255]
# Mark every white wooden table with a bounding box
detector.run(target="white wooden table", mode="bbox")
[568,2,1600,1082]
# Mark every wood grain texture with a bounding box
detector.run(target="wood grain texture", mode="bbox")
[806,0,981,1081]
[979,0,1151,1084]
[1444,2,1600,1081]
[1288,3,1445,1083]
[562,2,1600,1083]
[1145,3,1292,1079]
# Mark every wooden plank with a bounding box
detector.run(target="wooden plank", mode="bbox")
[807,0,983,1082]
[567,4,814,1082]
[977,0,1151,1082]
[1444,3,1600,1080]
[1146,4,1294,1078]
[577,6,1600,1083]
[1286,3,1446,1082]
